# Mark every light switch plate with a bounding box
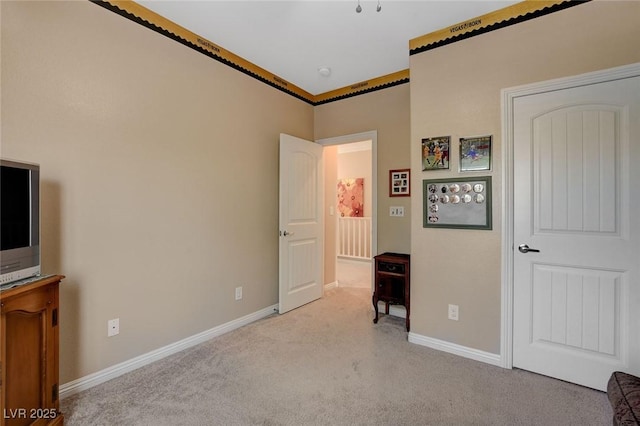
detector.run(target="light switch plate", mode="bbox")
[390,206,404,217]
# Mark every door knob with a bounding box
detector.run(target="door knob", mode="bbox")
[282,230,295,237]
[518,244,540,254]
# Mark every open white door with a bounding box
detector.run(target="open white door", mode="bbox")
[512,73,640,390]
[279,134,324,314]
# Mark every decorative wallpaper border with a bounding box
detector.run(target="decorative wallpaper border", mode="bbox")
[314,70,410,106]
[92,0,410,106]
[91,0,315,104]
[91,1,587,105]
[410,0,590,55]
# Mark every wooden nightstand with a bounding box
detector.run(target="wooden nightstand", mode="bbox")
[372,252,410,331]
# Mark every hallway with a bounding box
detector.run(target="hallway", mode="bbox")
[336,259,371,289]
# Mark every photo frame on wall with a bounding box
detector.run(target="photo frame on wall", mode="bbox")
[389,169,410,197]
[422,136,450,171]
[423,176,492,230]
[459,135,492,172]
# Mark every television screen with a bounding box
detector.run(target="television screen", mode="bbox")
[1,166,32,250]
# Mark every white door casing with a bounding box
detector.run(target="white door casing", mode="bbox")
[507,68,640,391]
[279,134,324,314]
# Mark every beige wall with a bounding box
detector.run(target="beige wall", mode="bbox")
[410,1,640,353]
[315,85,412,256]
[1,1,313,383]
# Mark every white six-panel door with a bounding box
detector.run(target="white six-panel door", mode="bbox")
[512,74,640,390]
[279,134,324,314]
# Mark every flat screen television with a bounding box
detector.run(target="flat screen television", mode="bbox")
[0,159,41,285]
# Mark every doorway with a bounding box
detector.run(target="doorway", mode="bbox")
[317,131,377,293]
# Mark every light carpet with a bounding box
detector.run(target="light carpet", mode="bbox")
[336,259,371,288]
[61,287,611,425]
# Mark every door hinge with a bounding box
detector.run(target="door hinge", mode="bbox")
[52,308,58,327]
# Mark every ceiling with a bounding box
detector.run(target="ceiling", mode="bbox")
[137,0,520,95]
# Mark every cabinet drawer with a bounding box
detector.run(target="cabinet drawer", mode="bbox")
[377,261,405,274]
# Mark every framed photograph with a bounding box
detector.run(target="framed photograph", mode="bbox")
[422,136,450,171]
[459,135,492,172]
[389,169,410,197]
[423,176,492,230]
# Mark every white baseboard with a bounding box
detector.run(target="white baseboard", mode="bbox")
[324,281,338,290]
[336,257,372,264]
[60,303,278,399]
[408,332,502,368]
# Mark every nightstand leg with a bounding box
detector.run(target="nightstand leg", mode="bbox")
[406,305,410,332]
[372,293,379,324]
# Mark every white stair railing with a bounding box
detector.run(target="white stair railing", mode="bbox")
[337,217,372,260]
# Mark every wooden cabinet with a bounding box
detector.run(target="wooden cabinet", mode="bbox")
[1,275,64,426]
[372,253,410,331]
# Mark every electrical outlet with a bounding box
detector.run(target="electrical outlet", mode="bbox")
[390,206,404,217]
[448,304,459,321]
[235,286,243,301]
[108,318,120,337]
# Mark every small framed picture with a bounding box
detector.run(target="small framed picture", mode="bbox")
[459,135,492,172]
[422,136,450,171]
[389,169,410,197]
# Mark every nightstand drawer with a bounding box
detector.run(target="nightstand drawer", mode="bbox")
[377,261,405,274]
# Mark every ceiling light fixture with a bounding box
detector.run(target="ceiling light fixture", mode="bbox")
[356,1,381,14]
[318,67,331,77]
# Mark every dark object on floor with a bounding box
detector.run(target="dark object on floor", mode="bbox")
[608,371,640,425]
